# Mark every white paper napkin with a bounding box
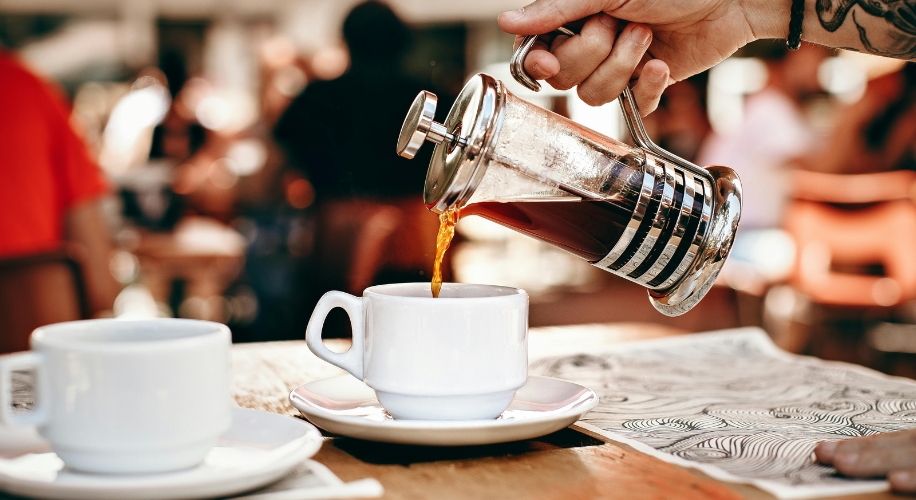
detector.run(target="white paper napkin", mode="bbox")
[229,459,382,500]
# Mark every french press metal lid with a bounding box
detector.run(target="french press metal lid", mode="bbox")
[396,30,742,317]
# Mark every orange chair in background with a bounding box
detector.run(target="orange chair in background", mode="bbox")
[775,170,916,356]
[786,170,916,306]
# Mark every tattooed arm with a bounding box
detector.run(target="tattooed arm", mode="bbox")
[498,0,914,113]
[810,0,916,57]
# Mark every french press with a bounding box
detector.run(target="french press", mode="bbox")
[396,29,742,316]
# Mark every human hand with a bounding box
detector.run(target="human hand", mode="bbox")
[498,0,788,114]
[815,429,916,493]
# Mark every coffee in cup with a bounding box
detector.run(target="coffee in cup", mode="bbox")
[305,283,528,420]
[0,319,231,474]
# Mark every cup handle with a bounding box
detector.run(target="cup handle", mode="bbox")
[305,291,365,380]
[0,352,49,426]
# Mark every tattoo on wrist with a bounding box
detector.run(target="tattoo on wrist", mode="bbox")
[816,0,916,57]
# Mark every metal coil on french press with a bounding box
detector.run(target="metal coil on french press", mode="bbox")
[396,29,741,316]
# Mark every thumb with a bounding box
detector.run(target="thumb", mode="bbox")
[498,0,617,35]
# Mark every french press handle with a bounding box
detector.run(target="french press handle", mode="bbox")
[509,28,713,181]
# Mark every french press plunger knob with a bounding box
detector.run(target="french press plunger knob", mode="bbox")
[397,92,467,159]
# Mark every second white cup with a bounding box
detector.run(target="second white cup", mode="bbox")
[0,319,232,474]
[305,283,528,420]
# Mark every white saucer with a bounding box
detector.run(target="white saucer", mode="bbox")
[0,408,322,500]
[289,375,598,446]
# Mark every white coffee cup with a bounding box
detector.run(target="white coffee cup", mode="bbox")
[305,283,528,420]
[0,319,231,474]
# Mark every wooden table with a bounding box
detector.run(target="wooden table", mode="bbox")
[230,323,907,500]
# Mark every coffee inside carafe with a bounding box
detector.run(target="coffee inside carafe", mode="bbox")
[462,200,628,263]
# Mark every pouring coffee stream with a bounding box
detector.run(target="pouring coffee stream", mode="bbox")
[398,28,742,315]
[431,207,459,298]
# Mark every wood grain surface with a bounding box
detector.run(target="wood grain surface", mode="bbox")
[230,323,909,500]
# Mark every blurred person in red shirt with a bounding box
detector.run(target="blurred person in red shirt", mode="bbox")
[0,52,119,324]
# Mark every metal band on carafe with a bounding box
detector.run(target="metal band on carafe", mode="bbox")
[592,154,713,289]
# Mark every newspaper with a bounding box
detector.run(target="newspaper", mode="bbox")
[530,327,916,499]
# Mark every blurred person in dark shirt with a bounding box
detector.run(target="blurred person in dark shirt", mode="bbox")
[273,1,449,329]
[273,1,440,201]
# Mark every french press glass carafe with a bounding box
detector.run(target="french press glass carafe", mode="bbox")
[396,30,742,317]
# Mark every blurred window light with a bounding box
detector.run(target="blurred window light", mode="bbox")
[764,284,806,322]
[196,94,233,130]
[743,229,796,281]
[225,139,269,176]
[475,62,620,138]
[261,35,299,68]
[132,74,163,92]
[568,96,622,141]
[839,49,908,80]
[722,229,797,293]
[868,322,916,353]
[452,235,596,293]
[195,89,258,134]
[311,45,349,81]
[712,58,769,94]
[707,58,768,134]
[456,216,516,242]
[72,81,123,156]
[179,295,229,323]
[817,57,867,104]
[109,251,141,285]
[178,77,211,120]
[204,21,256,96]
[113,284,165,319]
[453,216,597,293]
[99,80,170,173]
[173,217,247,256]
[19,20,120,79]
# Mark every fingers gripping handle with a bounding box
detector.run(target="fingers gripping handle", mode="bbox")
[508,28,713,180]
[509,27,647,145]
[0,352,49,426]
[305,292,365,380]
[509,28,576,92]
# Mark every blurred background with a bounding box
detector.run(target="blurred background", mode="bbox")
[2,0,915,376]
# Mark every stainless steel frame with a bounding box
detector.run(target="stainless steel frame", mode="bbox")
[509,30,742,316]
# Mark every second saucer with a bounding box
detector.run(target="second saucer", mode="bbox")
[0,408,323,500]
